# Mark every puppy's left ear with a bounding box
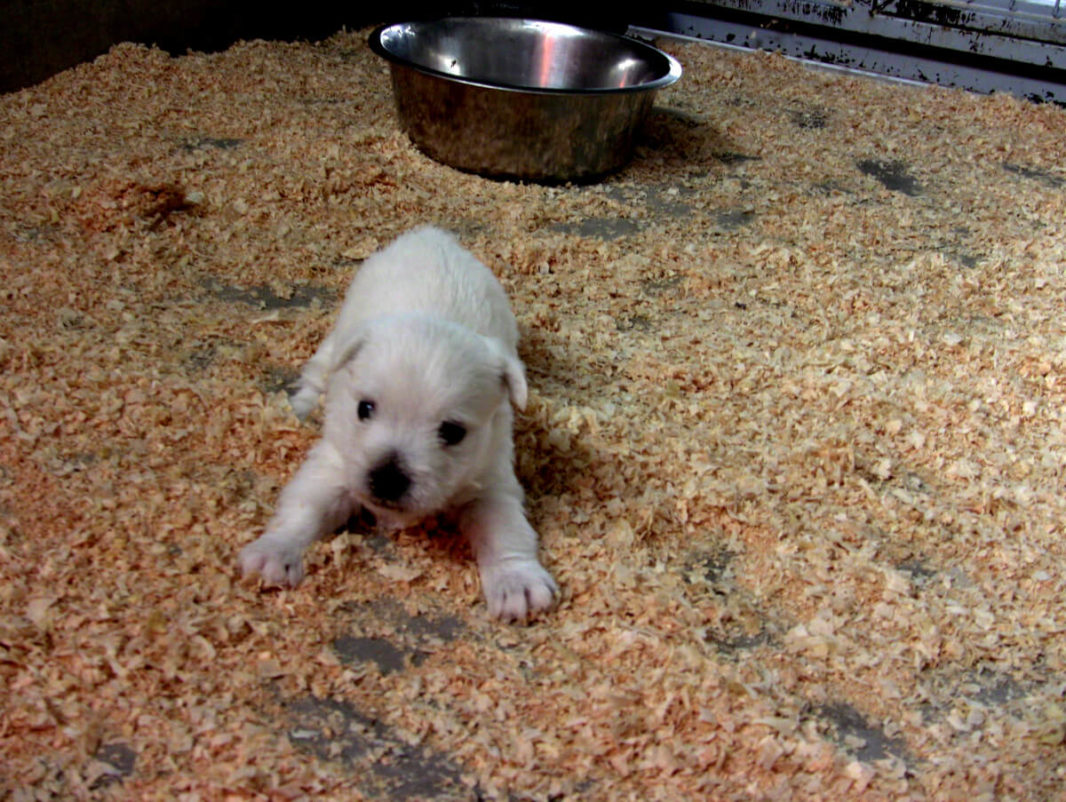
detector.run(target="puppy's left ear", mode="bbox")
[485,337,528,410]
[500,354,528,410]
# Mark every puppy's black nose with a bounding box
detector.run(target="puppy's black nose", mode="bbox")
[368,456,411,503]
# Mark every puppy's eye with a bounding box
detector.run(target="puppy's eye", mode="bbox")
[357,400,375,421]
[438,421,466,446]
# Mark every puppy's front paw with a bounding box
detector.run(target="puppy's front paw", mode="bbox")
[239,536,305,587]
[481,559,558,621]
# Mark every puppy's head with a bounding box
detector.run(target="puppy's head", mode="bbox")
[322,314,526,525]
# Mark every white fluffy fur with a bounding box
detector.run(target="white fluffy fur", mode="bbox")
[239,225,557,620]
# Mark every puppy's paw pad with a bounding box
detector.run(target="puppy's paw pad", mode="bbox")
[239,538,305,587]
[482,560,558,622]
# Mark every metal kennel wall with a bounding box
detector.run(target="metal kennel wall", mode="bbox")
[2,0,1064,99]
[633,0,1066,100]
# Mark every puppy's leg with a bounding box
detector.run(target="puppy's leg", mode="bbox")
[239,440,352,586]
[461,484,557,621]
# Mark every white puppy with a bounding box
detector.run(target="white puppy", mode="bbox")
[239,225,557,620]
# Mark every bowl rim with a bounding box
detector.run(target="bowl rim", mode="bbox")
[368,17,683,96]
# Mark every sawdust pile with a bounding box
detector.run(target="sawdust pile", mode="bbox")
[1,27,1065,801]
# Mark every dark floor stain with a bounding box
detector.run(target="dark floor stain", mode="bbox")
[394,608,464,643]
[941,226,983,268]
[1002,162,1064,189]
[180,135,244,152]
[600,184,693,220]
[301,96,353,107]
[917,667,1041,733]
[689,548,737,586]
[550,217,640,241]
[896,557,938,586]
[261,364,301,396]
[683,549,775,657]
[715,151,761,166]
[89,743,136,789]
[854,459,933,498]
[285,697,470,801]
[815,702,908,763]
[644,187,694,218]
[336,598,465,644]
[183,341,223,373]
[857,159,921,196]
[813,180,852,196]
[712,629,773,653]
[790,108,829,129]
[331,48,363,64]
[725,92,756,106]
[11,222,61,245]
[968,672,1030,706]
[702,597,776,657]
[56,307,92,331]
[641,275,683,296]
[201,278,334,310]
[46,449,100,478]
[334,636,411,675]
[945,668,1032,708]
[616,313,653,332]
[714,208,756,229]
[332,600,465,675]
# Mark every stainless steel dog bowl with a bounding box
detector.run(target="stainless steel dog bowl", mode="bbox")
[369,18,682,182]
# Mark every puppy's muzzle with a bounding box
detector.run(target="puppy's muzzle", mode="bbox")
[367,453,411,505]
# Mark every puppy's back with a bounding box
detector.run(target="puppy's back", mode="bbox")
[290,226,520,419]
[336,226,518,352]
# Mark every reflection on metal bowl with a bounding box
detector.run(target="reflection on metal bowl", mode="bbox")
[369,18,683,182]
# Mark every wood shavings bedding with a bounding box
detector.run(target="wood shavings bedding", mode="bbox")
[2,28,1065,801]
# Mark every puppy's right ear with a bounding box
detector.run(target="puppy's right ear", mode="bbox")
[331,328,368,373]
[480,335,527,410]
[499,353,528,411]
[481,336,528,410]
